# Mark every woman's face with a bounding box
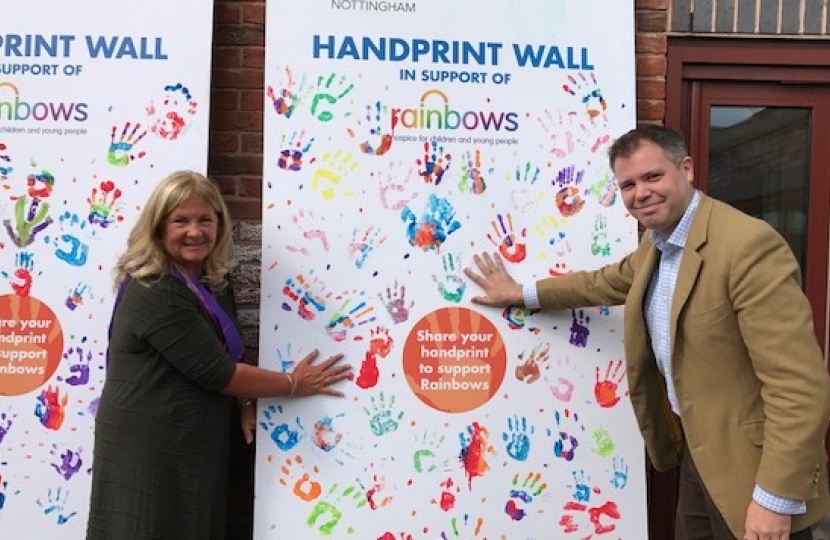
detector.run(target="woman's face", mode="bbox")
[162,194,218,276]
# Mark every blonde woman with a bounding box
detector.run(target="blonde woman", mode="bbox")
[86,170,351,539]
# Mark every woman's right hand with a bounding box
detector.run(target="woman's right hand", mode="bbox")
[291,349,352,397]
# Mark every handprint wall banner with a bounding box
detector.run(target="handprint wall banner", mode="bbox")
[258,1,646,538]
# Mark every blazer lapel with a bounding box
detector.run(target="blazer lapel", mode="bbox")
[669,194,712,350]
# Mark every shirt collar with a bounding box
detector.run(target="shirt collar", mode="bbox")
[649,190,700,251]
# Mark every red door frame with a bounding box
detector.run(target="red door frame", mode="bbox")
[652,37,830,540]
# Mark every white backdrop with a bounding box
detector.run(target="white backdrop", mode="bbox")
[258,2,643,538]
[0,2,213,537]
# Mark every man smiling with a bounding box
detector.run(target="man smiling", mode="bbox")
[465,125,830,540]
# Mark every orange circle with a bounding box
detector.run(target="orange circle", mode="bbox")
[0,294,64,396]
[403,307,506,413]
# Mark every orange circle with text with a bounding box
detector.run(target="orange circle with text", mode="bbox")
[403,307,506,413]
[0,294,64,396]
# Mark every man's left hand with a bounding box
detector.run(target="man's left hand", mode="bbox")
[744,500,792,539]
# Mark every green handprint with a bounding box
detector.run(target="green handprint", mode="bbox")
[364,392,404,436]
[591,427,615,458]
[311,73,354,122]
[306,483,366,536]
[4,196,52,248]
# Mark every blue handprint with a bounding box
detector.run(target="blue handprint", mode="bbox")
[36,486,77,524]
[502,415,534,461]
[610,456,629,489]
[260,404,304,451]
[401,194,461,252]
[569,469,592,502]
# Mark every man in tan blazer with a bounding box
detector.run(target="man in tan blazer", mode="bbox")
[465,125,830,539]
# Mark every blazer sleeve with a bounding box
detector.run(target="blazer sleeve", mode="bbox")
[730,223,830,498]
[534,243,643,310]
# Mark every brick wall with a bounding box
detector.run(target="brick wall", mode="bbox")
[209,2,265,538]
[209,1,669,536]
[636,0,669,124]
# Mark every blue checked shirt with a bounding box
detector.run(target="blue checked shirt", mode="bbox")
[524,190,803,515]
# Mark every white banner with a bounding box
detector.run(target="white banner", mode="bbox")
[259,1,644,538]
[0,2,213,537]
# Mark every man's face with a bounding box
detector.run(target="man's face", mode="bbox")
[613,140,695,236]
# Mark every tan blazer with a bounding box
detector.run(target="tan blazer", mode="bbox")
[536,193,830,536]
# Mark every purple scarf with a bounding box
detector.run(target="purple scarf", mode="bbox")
[109,271,245,364]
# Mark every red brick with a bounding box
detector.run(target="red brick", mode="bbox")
[211,110,263,132]
[214,24,264,46]
[637,99,666,121]
[225,199,263,220]
[635,0,669,9]
[213,4,240,24]
[211,89,240,111]
[636,54,667,76]
[636,78,666,100]
[209,131,239,153]
[241,3,265,25]
[240,89,264,111]
[212,68,264,89]
[215,177,238,196]
[636,10,668,32]
[240,133,264,154]
[242,47,265,69]
[212,47,242,69]
[635,34,667,54]
[239,177,264,198]
[210,154,264,176]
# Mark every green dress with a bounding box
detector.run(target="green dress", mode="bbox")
[87,275,239,540]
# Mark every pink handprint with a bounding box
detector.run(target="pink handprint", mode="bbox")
[376,164,418,211]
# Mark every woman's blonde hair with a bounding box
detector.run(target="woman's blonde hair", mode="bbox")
[114,170,235,290]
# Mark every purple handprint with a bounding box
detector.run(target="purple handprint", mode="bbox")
[379,280,413,324]
[0,411,13,444]
[569,309,590,348]
[50,445,83,480]
[62,346,92,386]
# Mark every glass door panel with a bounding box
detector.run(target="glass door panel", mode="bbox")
[692,83,830,350]
[707,106,810,278]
